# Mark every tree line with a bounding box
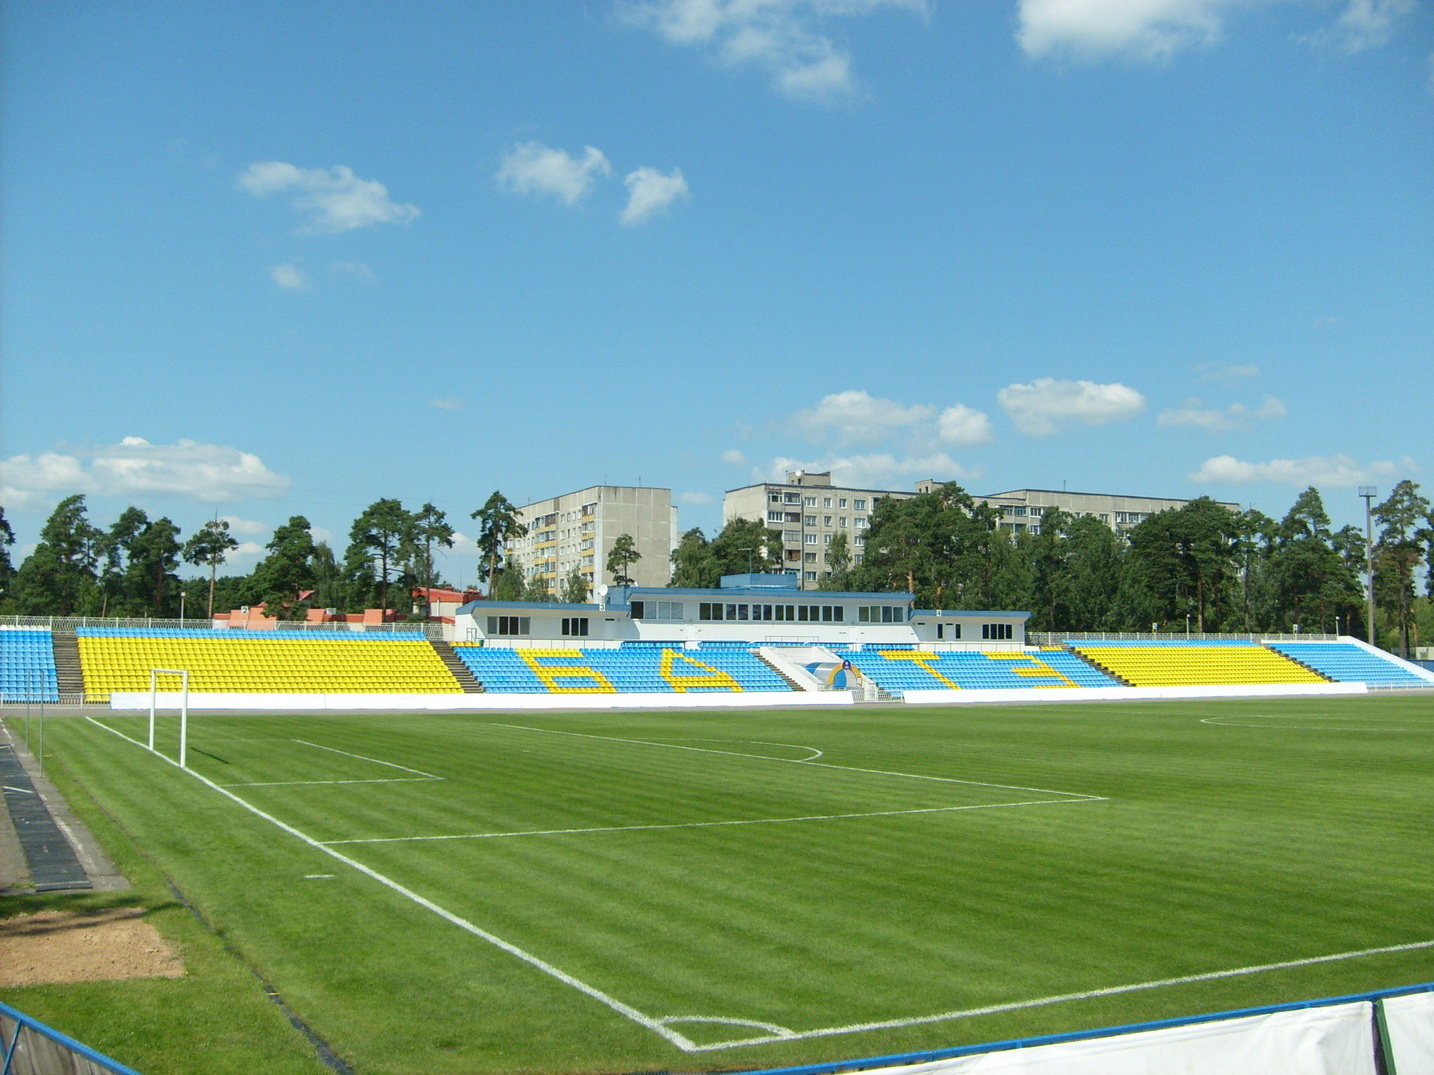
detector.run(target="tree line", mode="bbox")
[1,482,1430,654]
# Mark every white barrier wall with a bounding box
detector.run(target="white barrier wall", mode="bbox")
[857,1001,1377,1075]
[1385,991,1434,1074]
[901,682,1368,706]
[108,690,855,712]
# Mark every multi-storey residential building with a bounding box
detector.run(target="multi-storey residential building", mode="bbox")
[726,472,1242,589]
[723,471,912,588]
[946,486,1241,538]
[505,485,678,594]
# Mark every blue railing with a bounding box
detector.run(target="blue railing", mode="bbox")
[1,1000,143,1075]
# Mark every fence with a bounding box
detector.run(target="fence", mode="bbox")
[748,982,1434,1075]
[1029,631,1339,644]
[0,615,442,638]
[1,1001,143,1075]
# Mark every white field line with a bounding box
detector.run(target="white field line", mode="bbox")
[291,739,443,778]
[1202,715,1430,732]
[81,715,701,1053]
[493,724,1105,801]
[675,938,1434,1051]
[323,797,1095,846]
[76,716,1434,1055]
[226,777,440,787]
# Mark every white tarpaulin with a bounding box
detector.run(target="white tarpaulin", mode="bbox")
[1383,991,1434,1074]
[851,1002,1376,1075]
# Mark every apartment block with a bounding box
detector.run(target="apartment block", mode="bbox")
[506,485,679,594]
[726,472,1241,589]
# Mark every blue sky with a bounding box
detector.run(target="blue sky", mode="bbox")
[2,0,1430,590]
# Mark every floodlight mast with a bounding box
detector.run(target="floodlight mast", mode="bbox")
[1359,487,1377,645]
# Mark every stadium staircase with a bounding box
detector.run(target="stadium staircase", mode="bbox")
[1056,644,1132,686]
[50,631,86,699]
[429,639,485,692]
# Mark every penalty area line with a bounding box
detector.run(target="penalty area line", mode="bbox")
[322,795,1106,845]
[678,938,1434,1052]
[494,723,1102,800]
[81,715,701,1054]
[292,739,442,779]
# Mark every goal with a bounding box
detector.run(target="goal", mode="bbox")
[147,669,190,769]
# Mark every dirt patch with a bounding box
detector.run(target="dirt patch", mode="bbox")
[0,907,184,986]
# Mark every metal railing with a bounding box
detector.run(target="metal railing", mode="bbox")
[1029,631,1339,645]
[1,614,434,636]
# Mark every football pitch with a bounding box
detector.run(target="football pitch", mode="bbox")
[11,694,1434,1074]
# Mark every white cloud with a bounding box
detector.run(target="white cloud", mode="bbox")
[1190,453,1401,487]
[722,449,750,466]
[791,390,936,445]
[1018,0,1229,60]
[0,452,97,510]
[1157,395,1286,434]
[219,515,270,537]
[621,167,691,224]
[1021,0,1415,61]
[935,404,996,447]
[677,490,715,505]
[429,398,465,411]
[620,0,927,103]
[239,161,420,233]
[1308,0,1417,51]
[761,452,980,490]
[497,143,612,205]
[0,438,290,506]
[269,263,308,290]
[998,378,1147,436]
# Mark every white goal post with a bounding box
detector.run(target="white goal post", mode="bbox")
[148,669,191,770]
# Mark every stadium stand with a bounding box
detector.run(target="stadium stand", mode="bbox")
[829,647,1121,694]
[74,628,463,701]
[1068,639,1328,687]
[0,627,60,703]
[451,642,792,694]
[1267,641,1432,688]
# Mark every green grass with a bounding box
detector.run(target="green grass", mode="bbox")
[5,694,1434,1074]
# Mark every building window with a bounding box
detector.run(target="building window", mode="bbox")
[823,497,832,508]
[561,617,590,637]
[804,515,817,526]
[804,533,817,544]
[839,517,848,527]
[805,496,817,507]
[839,498,848,508]
[982,622,1014,640]
[769,493,783,503]
[783,530,800,542]
[487,616,530,636]
[805,551,817,562]
[630,601,645,619]
[768,511,785,522]
[937,622,961,640]
[853,499,867,510]
[804,571,817,582]
[823,533,832,544]
[854,517,867,528]
[785,492,802,504]
[823,516,832,526]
